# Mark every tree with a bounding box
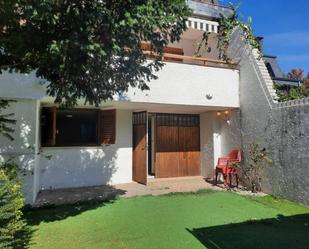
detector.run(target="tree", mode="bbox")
[0,0,191,106]
[0,101,29,248]
[287,68,304,80]
[287,69,309,96]
[302,72,309,95]
[0,160,28,249]
[275,69,309,101]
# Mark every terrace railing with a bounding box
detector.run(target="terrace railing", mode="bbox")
[143,50,239,70]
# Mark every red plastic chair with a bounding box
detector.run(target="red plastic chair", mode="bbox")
[215,149,241,187]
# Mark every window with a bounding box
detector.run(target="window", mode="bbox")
[40,108,116,147]
[156,114,199,127]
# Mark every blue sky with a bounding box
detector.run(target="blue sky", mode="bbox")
[220,0,309,74]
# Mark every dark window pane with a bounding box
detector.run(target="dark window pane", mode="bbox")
[56,109,97,146]
[41,108,54,146]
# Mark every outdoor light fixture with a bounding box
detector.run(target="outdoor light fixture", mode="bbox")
[206,94,213,100]
[216,110,231,121]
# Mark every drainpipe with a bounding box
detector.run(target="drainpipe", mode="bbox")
[32,100,41,204]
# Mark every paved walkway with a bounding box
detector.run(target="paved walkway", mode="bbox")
[115,176,218,197]
[35,176,266,207]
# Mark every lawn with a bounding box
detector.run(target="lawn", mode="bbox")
[25,190,309,249]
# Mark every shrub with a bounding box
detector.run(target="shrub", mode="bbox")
[274,84,307,102]
[0,161,27,249]
[241,143,272,193]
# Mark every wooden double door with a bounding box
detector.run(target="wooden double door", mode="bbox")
[132,111,148,185]
[155,114,200,178]
[133,112,201,184]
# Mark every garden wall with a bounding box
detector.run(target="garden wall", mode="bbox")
[229,28,309,205]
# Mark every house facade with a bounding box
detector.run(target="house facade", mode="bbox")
[1,1,243,204]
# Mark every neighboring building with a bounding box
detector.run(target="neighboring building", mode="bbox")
[263,55,301,87]
[257,37,300,87]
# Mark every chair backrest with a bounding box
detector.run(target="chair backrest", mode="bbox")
[228,149,242,162]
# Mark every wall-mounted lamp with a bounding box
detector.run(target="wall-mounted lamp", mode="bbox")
[216,110,231,122]
[206,94,213,100]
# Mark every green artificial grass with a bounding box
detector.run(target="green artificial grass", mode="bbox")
[25,190,309,249]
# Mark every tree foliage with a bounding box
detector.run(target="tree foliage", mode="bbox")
[195,3,261,62]
[287,68,304,80]
[217,4,261,61]
[0,104,29,248]
[0,0,191,106]
[275,69,309,102]
[0,160,29,249]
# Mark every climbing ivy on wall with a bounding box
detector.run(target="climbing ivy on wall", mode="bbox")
[217,4,261,61]
[196,3,261,62]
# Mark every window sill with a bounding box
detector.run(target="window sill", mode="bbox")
[41,144,113,150]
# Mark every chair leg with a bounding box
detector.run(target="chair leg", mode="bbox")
[223,174,228,187]
[236,174,239,188]
[215,170,218,185]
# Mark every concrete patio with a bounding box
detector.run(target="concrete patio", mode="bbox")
[116,176,217,197]
[34,176,265,207]
[35,177,216,206]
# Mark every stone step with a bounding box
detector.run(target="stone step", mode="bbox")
[260,69,270,74]
[260,71,269,75]
[263,76,272,80]
[257,62,266,67]
[263,81,273,86]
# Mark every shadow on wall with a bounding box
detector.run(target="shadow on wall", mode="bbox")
[40,146,119,190]
[187,213,309,249]
[40,109,133,190]
[0,102,37,203]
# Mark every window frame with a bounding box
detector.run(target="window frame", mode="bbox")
[40,107,116,147]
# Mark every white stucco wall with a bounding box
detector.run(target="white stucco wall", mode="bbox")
[125,62,240,108]
[200,110,241,179]
[39,109,133,190]
[0,63,239,109]
[0,99,38,204]
[220,109,242,156]
[200,112,215,178]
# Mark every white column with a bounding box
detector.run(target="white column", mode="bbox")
[213,118,222,169]
[32,100,41,204]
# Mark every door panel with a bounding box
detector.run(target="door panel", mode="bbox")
[156,114,200,178]
[186,126,201,176]
[156,126,179,178]
[178,126,188,177]
[132,111,147,185]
